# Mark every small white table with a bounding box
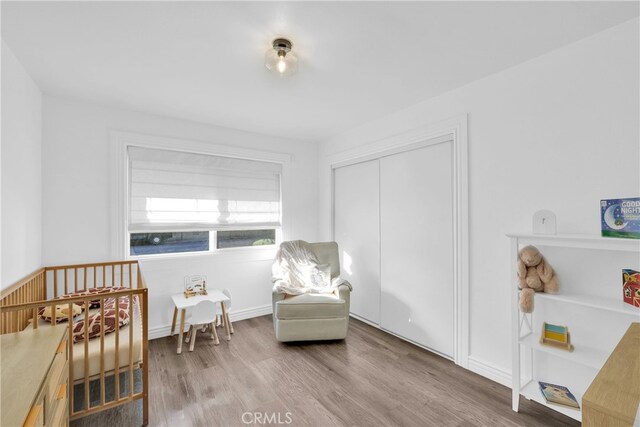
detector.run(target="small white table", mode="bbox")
[170,290,232,354]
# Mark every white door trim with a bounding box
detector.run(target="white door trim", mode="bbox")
[329,114,469,368]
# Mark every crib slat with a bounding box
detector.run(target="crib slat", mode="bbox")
[68,302,74,417]
[129,264,133,289]
[93,267,97,289]
[27,281,31,328]
[17,288,22,328]
[5,296,9,333]
[74,268,78,293]
[6,299,10,333]
[24,285,28,327]
[100,299,105,406]
[7,295,11,332]
[32,277,37,329]
[23,285,28,328]
[111,266,115,288]
[54,271,58,299]
[17,287,22,328]
[142,287,149,425]
[114,295,120,401]
[83,267,87,291]
[102,266,106,288]
[129,293,134,398]
[21,287,24,317]
[32,279,37,329]
[120,264,124,287]
[83,299,90,411]
[64,269,68,294]
[35,277,40,324]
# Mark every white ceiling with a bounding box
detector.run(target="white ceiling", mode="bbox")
[2,1,638,142]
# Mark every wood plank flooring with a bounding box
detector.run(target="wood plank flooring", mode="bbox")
[71,316,579,426]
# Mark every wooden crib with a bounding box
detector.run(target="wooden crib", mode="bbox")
[0,261,149,425]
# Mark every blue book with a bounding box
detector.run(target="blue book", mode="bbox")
[538,381,580,409]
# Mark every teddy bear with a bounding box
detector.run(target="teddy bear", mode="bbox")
[517,245,559,313]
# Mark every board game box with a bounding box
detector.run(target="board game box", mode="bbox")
[600,198,640,239]
[623,269,640,308]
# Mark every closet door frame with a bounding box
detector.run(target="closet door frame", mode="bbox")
[329,114,469,368]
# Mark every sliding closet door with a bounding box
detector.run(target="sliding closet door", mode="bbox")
[380,141,454,357]
[334,160,380,324]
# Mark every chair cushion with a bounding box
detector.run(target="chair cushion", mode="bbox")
[309,242,340,278]
[275,293,346,320]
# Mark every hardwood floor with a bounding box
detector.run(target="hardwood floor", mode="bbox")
[72,316,579,426]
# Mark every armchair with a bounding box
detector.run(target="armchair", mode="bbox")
[272,241,352,342]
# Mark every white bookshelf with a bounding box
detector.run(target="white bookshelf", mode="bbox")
[509,233,640,422]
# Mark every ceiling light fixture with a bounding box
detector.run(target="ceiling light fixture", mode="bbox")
[265,38,298,77]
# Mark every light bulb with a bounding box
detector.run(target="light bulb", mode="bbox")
[265,38,297,77]
[277,59,287,74]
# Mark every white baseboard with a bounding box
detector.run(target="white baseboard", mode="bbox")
[349,313,454,361]
[348,312,379,327]
[148,304,272,340]
[467,356,511,388]
[230,304,272,322]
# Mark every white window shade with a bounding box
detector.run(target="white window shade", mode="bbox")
[128,146,282,232]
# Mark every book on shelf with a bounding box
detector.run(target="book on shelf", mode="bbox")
[538,381,580,409]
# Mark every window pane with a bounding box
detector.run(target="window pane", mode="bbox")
[130,231,209,256]
[217,229,276,249]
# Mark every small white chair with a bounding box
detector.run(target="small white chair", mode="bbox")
[185,300,219,351]
[216,289,234,334]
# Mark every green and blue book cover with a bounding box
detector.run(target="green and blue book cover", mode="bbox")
[538,382,580,409]
[601,198,640,239]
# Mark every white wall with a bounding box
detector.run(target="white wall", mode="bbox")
[319,19,639,381]
[42,97,319,336]
[1,41,43,290]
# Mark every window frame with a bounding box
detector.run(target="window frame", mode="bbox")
[110,131,291,260]
[127,227,282,259]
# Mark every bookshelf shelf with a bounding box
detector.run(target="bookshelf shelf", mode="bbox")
[519,334,608,370]
[505,233,639,252]
[536,292,640,316]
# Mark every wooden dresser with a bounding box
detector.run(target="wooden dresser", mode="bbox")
[583,322,640,427]
[1,326,69,427]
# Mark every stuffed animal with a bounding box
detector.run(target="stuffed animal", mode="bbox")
[517,245,559,313]
[39,303,83,323]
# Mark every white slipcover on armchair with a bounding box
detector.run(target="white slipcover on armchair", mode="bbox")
[272,241,352,342]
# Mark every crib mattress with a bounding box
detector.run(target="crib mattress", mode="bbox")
[29,299,143,382]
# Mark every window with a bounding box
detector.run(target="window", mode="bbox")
[217,229,276,249]
[130,231,210,256]
[127,146,281,256]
